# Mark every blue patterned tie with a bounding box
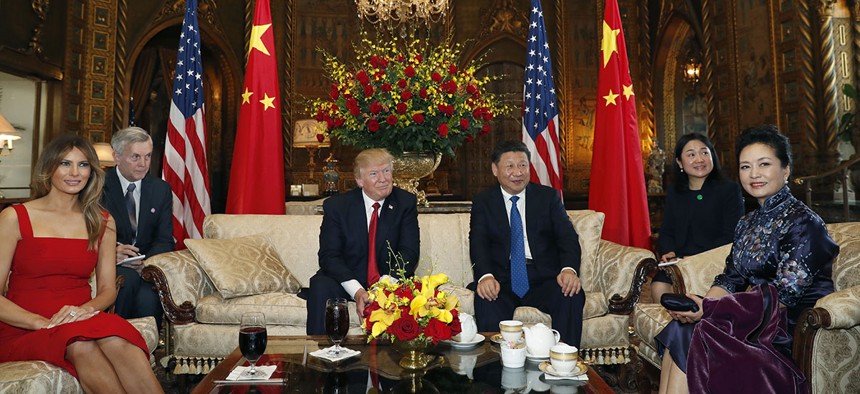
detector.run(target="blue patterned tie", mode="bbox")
[509,196,529,298]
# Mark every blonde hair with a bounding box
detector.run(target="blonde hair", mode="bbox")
[31,134,106,248]
[353,148,394,178]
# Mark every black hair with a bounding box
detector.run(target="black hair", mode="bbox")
[491,140,531,163]
[671,133,724,192]
[735,124,792,170]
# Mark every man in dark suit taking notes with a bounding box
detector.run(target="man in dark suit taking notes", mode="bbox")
[469,140,585,346]
[101,127,173,328]
[306,149,420,335]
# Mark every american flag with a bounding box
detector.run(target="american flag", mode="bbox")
[522,0,563,194]
[163,0,210,249]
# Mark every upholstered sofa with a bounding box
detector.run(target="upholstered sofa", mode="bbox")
[143,210,655,375]
[0,316,158,393]
[631,222,860,394]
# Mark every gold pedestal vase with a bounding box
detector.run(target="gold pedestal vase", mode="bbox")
[392,152,442,207]
[391,338,436,370]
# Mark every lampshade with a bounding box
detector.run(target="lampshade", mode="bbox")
[293,119,330,148]
[0,113,22,151]
[93,142,115,167]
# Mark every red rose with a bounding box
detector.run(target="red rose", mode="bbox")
[314,111,324,122]
[370,102,383,115]
[425,318,453,343]
[481,123,491,135]
[369,55,380,68]
[391,315,420,341]
[378,57,389,69]
[346,97,358,110]
[356,70,370,85]
[483,111,493,122]
[460,118,469,129]
[400,91,412,101]
[413,113,425,124]
[449,311,462,336]
[330,84,340,100]
[466,135,474,142]
[349,106,360,117]
[397,79,408,88]
[415,54,423,63]
[472,108,483,119]
[316,134,325,143]
[448,64,458,75]
[386,114,397,125]
[396,54,405,63]
[363,85,374,97]
[404,66,416,78]
[438,123,449,137]
[419,88,428,99]
[441,80,457,94]
[333,118,344,128]
[466,84,478,95]
[368,119,380,132]
[374,70,386,79]
[396,102,407,114]
[438,104,454,117]
[381,83,392,92]
[394,286,413,299]
[325,117,334,129]
[431,72,442,82]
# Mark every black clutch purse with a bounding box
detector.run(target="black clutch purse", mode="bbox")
[660,293,700,313]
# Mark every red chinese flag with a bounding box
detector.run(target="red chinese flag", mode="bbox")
[226,0,285,214]
[588,0,651,249]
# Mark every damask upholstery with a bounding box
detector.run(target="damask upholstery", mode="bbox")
[0,316,159,394]
[144,210,655,373]
[629,222,860,394]
[185,235,302,299]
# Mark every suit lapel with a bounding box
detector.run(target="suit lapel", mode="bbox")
[106,168,133,241]
[136,175,154,239]
[349,189,369,257]
[489,186,511,257]
[524,184,537,245]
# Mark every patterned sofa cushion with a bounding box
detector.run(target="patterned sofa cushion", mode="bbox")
[186,235,302,299]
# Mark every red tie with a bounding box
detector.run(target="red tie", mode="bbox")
[367,202,381,285]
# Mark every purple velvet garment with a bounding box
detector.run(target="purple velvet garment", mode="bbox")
[687,284,808,394]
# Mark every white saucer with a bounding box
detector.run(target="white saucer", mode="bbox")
[443,333,486,349]
[538,361,587,377]
[525,350,549,361]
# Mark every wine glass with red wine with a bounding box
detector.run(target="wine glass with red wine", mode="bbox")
[325,298,349,356]
[239,312,267,377]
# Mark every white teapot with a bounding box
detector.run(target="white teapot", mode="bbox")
[522,323,560,357]
[453,313,477,343]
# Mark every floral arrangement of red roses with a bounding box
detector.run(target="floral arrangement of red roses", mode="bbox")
[309,34,509,157]
[362,272,462,344]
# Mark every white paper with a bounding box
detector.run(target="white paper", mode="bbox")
[225,365,277,381]
[308,346,360,362]
[118,254,146,265]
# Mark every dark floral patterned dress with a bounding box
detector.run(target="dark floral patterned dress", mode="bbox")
[655,186,838,372]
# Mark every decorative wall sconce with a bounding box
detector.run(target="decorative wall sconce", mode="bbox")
[682,57,702,85]
[0,114,22,162]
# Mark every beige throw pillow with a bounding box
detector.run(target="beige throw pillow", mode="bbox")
[185,235,302,299]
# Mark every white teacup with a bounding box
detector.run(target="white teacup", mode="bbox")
[500,341,527,368]
[453,313,477,343]
[549,343,579,374]
[499,320,523,344]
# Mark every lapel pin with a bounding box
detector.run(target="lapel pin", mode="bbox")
[388,204,393,210]
[150,208,156,213]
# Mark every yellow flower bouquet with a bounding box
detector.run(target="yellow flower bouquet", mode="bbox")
[362,273,462,344]
[309,34,508,157]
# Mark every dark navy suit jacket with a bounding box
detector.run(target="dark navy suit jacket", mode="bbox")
[469,183,580,287]
[101,168,174,257]
[317,187,420,287]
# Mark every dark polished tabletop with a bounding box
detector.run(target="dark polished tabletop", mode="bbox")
[192,335,613,394]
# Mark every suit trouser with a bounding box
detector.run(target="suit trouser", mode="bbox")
[473,265,586,347]
[115,266,164,329]
[306,273,354,335]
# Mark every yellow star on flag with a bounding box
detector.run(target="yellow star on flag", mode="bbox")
[241,87,253,104]
[601,21,620,68]
[623,84,635,100]
[259,93,276,111]
[248,23,272,56]
[603,89,619,106]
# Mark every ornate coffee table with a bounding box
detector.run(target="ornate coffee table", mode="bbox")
[192,335,614,393]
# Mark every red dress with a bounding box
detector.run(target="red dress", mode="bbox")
[0,205,149,378]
